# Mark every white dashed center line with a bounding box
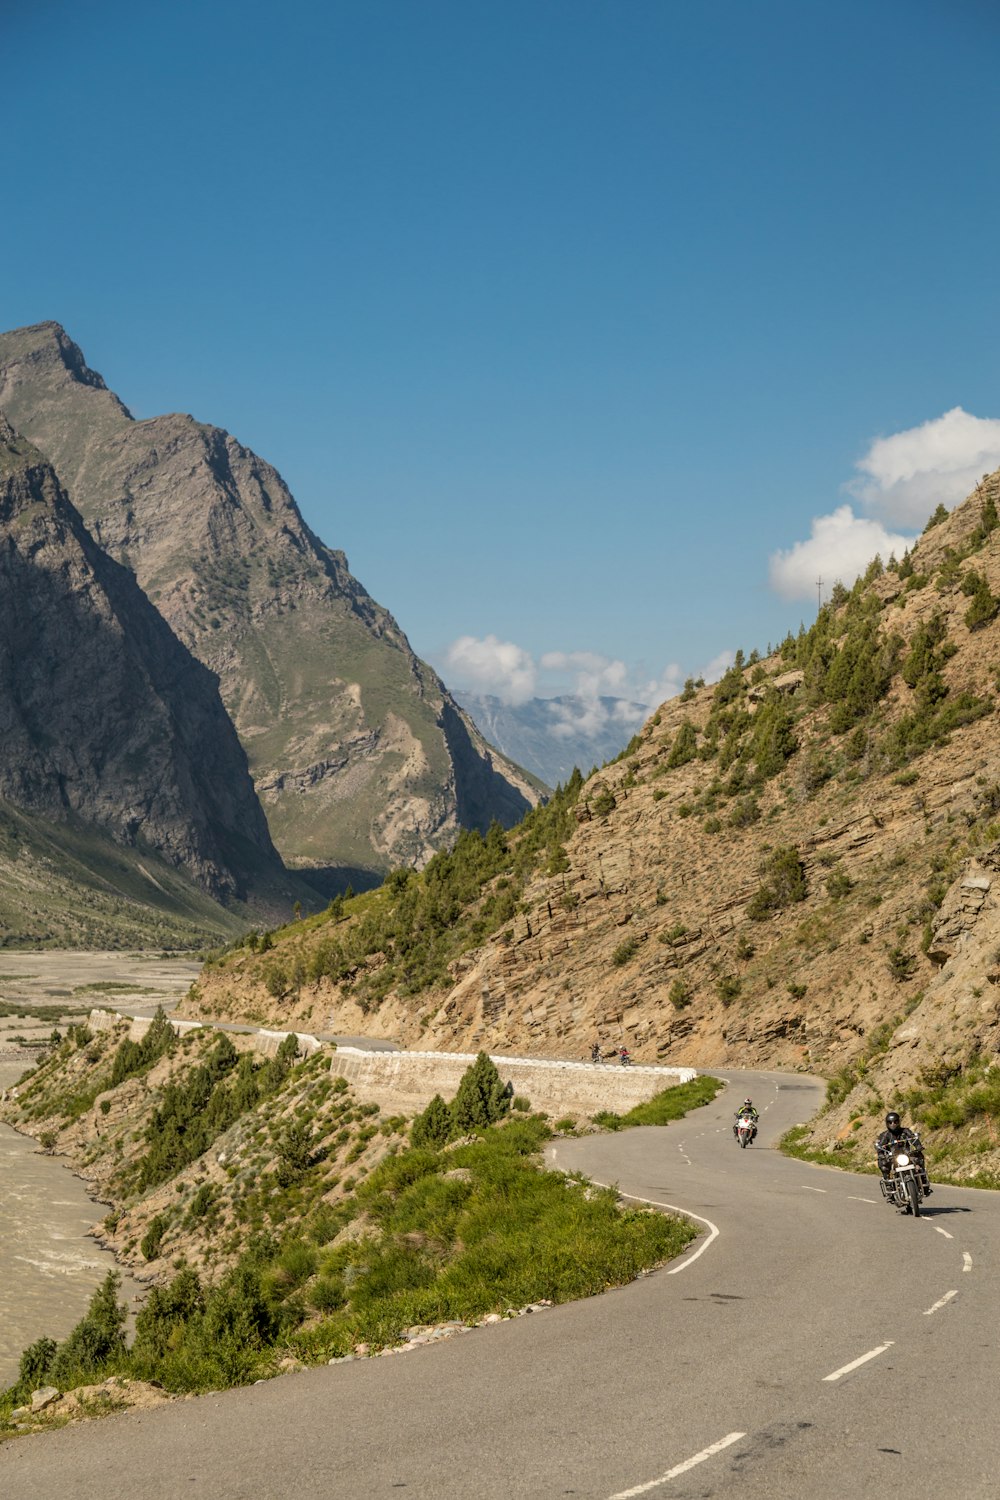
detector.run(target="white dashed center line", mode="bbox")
[800,1185,827,1194]
[848,1196,878,1204]
[934,1226,953,1240]
[822,1342,894,1382]
[924,1290,957,1316]
[606,1431,747,1498]
[963,1252,973,1273]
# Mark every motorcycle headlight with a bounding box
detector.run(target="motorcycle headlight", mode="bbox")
[895,1153,910,1167]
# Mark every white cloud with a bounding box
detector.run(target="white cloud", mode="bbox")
[442,634,537,704]
[769,505,915,603]
[698,649,736,685]
[769,406,1000,607]
[539,650,630,700]
[442,636,694,719]
[849,407,1000,526]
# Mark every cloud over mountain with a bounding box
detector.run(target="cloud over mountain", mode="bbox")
[849,408,1000,524]
[441,637,696,713]
[769,506,914,602]
[770,407,1000,604]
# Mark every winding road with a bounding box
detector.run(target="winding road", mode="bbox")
[3,1068,997,1499]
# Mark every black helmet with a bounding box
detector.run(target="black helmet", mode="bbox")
[885,1112,902,1130]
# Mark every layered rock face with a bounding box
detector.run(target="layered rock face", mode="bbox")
[0,414,286,905]
[0,324,538,877]
[195,472,1000,1089]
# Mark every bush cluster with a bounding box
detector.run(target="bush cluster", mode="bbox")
[410,1053,510,1146]
[2,1063,706,1409]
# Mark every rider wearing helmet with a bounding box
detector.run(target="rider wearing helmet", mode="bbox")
[875,1111,931,1195]
[733,1097,759,1142]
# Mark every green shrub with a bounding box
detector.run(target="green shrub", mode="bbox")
[141,1214,168,1261]
[49,1272,127,1386]
[825,869,853,900]
[411,1094,452,1148]
[964,578,999,631]
[668,978,692,1010]
[594,1075,722,1130]
[716,975,742,1006]
[887,946,917,982]
[747,846,807,920]
[611,936,639,967]
[666,721,698,768]
[450,1054,511,1134]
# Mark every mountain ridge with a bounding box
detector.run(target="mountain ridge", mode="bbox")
[0,412,303,942]
[0,322,539,879]
[188,469,1000,1185]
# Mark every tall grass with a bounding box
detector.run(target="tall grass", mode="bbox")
[1,1115,695,1415]
[592,1075,722,1131]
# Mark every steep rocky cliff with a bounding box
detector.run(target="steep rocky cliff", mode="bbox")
[0,323,539,879]
[0,414,297,936]
[191,473,1000,1118]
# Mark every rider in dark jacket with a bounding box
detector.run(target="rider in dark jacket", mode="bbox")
[876,1111,931,1195]
[733,1098,759,1141]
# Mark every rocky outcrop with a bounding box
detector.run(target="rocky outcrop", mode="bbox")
[0,414,290,910]
[925,851,998,965]
[0,323,539,877]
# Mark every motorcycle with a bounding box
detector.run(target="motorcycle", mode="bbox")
[735,1113,755,1148]
[619,1048,632,1067]
[879,1149,927,1216]
[589,1045,602,1065]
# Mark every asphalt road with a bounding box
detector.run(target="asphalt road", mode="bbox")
[3,1068,996,1500]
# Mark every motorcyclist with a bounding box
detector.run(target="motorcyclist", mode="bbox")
[875,1111,931,1195]
[733,1097,759,1142]
[590,1041,602,1063]
[619,1046,632,1066]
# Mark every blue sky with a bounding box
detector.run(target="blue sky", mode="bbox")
[6,0,1000,710]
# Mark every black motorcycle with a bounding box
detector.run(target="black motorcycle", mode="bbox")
[879,1147,928,1217]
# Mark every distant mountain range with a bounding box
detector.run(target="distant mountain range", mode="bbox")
[455,693,649,788]
[0,323,541,893]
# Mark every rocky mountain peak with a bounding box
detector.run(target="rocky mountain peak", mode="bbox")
[0,323,539,881]
[0,418,290,911]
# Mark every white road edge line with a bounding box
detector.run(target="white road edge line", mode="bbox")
[588,1179,721,1275]
[801,1186,827,1194]
[822,1342,894,1382]
[963,1252,973,1273]
[924,1290,958,1316]
[606,1431,746,1498]
[935,1226,953,1240]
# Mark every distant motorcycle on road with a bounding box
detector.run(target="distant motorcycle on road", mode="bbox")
[619,1047,632,1067]
[879,1149,927,1217]
[735,1113,755,1148]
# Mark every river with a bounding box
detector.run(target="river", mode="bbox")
[0,1060,139,1390]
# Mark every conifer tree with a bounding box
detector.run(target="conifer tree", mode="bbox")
[450,1053,510,1134]
[666,720,698,768]
[411,1093,452,1148]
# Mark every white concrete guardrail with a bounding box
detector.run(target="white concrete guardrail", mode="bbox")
[86,1010,697,1116]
